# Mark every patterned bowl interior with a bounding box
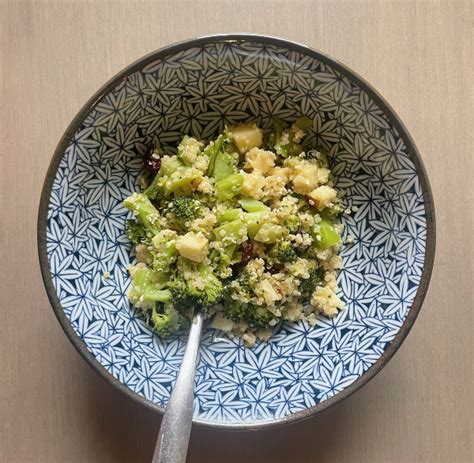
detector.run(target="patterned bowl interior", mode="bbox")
[42,37,432,427]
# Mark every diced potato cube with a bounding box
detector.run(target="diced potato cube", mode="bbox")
[178,137,203,166]
[308,185,337,210]
[310,286,343,316]
[241,172,265,199]
[176,232,208,262]
[244,148,275,174]
[210,312,234,332]
[256,280,281,305]
[241,331,257,346]
[263,174,287,199]
[269,166,289,182]
[231,123,263,154]
[317,167,330,184]
[254,223,283,243]
[292,174,315,195]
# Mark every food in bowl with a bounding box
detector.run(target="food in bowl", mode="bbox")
[123,118,344,345]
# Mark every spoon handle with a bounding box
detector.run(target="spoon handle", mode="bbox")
[152,312,203,463]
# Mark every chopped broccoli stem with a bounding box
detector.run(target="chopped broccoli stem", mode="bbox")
[123,193,161,237]
[239,198,267,213]
[213,219,247,245]
[216,173,243,201]
[313,219,340,249]
[205,134,229,176]
[254,223,283,244]
[166,167,203,196]
[160,156,183,177]
[244,211,265,239]
[217,208,241,222]
[128,266,169,309]
[212,152,237,182]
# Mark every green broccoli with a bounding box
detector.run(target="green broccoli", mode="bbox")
[150,231,178,274]
[276,241,298,263]
[266,118,286,148]
[222,270,278,329]
[143,155,184,201]
[169,260,224,311]
[204,134,231,176]
[311,219,341,249]
[128,266,172,309]
[299,264,325,299]
[123,193,161,237]
[167,196,202,225]
[151,309,173,335]
[267,117,311,158]
[224,301,273,329]
[144,175,167,202]
[284,214,300,233]
[151,304,186,336]
[125,219,148,245]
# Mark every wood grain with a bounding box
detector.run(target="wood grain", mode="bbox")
[1,0,473,462]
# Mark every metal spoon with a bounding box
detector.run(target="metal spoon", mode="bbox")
[152,312,203,463]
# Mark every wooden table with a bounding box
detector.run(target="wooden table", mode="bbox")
[1,1,473,462]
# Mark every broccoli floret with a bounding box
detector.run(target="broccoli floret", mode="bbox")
[144,175,167,202]
[123,193,161,237]
[299,264,325,299]
[126,219,148,245]
[224,301,273,329]
[168,196,202,224]
[128,266,172,310]
[210,245,238,279]
[277,241,298,263]
[267,117,309,158]
[151,309,173,336]
[169,260,224,310]
[150,231,178,273]
[151,304,186,336]
[284,215,300,233]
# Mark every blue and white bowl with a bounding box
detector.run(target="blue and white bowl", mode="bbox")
[38,35,435,429]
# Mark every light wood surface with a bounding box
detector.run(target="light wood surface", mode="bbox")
[1,1,473,462]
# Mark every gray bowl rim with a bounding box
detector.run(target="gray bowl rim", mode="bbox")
[37,33,436,431]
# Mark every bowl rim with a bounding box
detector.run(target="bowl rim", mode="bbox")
[37,33,436,431]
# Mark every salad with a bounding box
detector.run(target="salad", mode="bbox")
[123,118,344,345]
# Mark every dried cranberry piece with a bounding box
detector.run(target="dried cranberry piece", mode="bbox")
[241,241,253,264]
[143,144,161,174]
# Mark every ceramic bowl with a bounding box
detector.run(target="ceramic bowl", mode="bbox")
[38,34,435,429]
